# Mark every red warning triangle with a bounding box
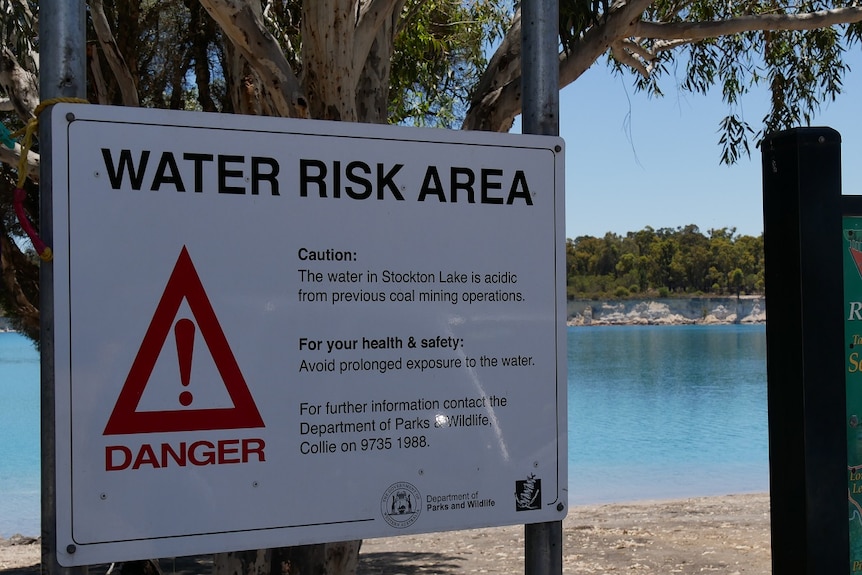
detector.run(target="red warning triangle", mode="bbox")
[104,246,264,435]
[852,247,862,280]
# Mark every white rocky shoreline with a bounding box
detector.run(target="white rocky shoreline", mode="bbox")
[567,296,766,327]
[3,298,767,332]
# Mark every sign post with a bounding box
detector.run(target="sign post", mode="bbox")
[520,1,563,575]
[761,127,848,573]
[39,2,86,575]
[48,104,567,566]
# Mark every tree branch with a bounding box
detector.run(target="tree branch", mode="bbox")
[0,145,39,182]
[463,1,862,133]
[199,0,307,117]
[622,38,656,64]
[559,0,655,87]
[651,38,695,53]
[461,9,521,131]
[355,0,406,124]
[633,6,862,41]
[89,0,140,106]
[0,46,38,122]
[463,0,654,132]
[611,40,649,78]
[353,0,402,73]
[261,0,297,56]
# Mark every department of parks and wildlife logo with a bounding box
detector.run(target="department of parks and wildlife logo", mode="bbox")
[381,481,421,528]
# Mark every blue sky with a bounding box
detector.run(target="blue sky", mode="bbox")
[519,49,862,240]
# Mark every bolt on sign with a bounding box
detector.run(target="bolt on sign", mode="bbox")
[49,104,567,566]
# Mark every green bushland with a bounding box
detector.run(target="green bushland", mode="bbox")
[567,225,763,300]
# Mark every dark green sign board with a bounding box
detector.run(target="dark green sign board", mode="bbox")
[845,218,862,571]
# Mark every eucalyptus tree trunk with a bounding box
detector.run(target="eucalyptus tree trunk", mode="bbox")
[212,541,362,575]
[201,2,406,574]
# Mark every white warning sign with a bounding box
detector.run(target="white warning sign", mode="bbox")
[49,104,567,566]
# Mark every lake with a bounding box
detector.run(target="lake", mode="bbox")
[567,324,767,504]
[0,331,41,538]
[0,324,768,537]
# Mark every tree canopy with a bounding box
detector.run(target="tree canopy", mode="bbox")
[566,225,764,299]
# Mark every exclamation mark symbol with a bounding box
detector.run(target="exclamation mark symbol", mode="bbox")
[175,318,195,406]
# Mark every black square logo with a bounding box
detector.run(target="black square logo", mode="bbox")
[515,474,541,511]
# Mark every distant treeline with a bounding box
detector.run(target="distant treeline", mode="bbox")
[567,225,763,299]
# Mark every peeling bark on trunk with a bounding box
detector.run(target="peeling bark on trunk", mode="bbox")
[355,1,405,124]
[300,1,357,121]
[199,0,308,118]
[0,46,37,122]
[300,0,403,122]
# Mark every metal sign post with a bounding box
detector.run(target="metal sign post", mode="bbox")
[521,1,563,575]
[761,127,848,573]
[39,2,87,575]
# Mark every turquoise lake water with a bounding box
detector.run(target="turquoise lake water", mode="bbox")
[567,324,768,504]
[0,324,768,537]
[0,331,41,538]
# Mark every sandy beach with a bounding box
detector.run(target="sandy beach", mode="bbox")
[1,493,770,575]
